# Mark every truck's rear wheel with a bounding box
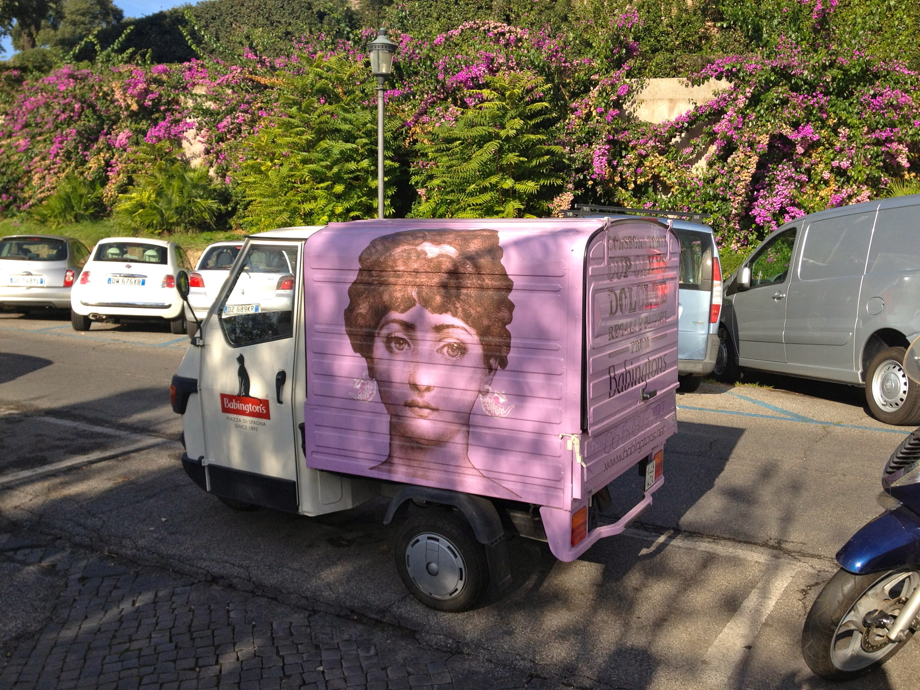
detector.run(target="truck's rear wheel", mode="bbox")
[395,511,488,612]
[865,346,920,426]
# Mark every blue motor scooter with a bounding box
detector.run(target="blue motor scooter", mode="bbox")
[802,338,920,680]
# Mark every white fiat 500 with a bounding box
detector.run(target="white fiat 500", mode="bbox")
[70,237,193,333]
[184,241,243,335]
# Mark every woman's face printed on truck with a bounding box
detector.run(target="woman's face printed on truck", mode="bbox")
[344,229,514,472]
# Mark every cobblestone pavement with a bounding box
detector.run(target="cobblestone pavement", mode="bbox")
[0,530,531,690]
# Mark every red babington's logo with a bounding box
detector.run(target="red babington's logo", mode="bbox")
[220,394,270,420]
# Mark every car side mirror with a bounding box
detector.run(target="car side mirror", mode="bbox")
[737,265,751,291]
[176,270,190,301]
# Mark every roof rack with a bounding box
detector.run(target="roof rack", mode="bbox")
[565,204,712,223]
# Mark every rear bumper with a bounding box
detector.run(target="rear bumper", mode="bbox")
[0,287,72,309]
[73,300,183,319]
[678,334,719,376]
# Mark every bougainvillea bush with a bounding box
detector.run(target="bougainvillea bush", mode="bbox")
[589,37,920,250]
[0,0,918,248]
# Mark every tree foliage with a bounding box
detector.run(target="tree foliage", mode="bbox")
[410,71,566,218]
[234,55,395,230]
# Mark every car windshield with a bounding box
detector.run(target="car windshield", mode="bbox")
[0,237,67,261]
[95,242,167,264]
[199,245,242,270]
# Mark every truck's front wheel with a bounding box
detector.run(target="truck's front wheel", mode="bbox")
[395,510,488,612]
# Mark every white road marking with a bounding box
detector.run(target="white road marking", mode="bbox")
[700,559,802,685]
[0,409,181,488]
[0,438,179,488]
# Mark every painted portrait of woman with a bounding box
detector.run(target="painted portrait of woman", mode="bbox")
[343,229,515,485]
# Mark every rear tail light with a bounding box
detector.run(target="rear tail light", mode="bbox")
[64,269,75,287]
[170,384,177,409]
[189,272,205,288]
[710,257,722,324]
[79,270,90,285]
[571,506,588,546]
[276,274,295,291]
[163,274,175,288]
[653,449,664,482]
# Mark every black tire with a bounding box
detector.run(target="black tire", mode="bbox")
[802,566,920,681]
[71,310,91,331]
[395,510,489,612]
[865,346,920,426]
[186,318,199,337]
[217,496,259,511]
[712,326,739,382]
[169,312,187,335]
[678,375,702,393]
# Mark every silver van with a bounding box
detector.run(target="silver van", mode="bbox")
[566,206,722,392]
[716,194,920,425]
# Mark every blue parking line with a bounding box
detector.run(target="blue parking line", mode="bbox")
[157,337,191,347]
[46,331,188,349]
[677,403,907,434]
[725,390,818,422]
[32,325,70,333]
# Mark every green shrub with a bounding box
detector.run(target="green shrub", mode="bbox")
[115,149,227,235]
[30,173,106,227]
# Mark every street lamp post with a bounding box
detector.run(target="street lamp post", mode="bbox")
[367,28,397,219]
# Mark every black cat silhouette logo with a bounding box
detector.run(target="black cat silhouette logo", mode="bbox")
[219,353,270,419]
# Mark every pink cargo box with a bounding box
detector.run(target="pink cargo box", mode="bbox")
[302,217,679,562]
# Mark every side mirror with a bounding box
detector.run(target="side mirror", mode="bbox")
[905,337,920,384]
[737,265,751,291]
[176,270,190,301]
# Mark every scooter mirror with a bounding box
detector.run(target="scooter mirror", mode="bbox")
[176,270,190,301]
[905,336,920,384]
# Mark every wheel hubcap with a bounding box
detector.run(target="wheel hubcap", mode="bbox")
[872,360,909,411]
[405,533,466,600]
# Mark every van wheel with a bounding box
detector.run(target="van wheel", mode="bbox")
[395,511,488,612]
[678,375,702,393]
[866,346,920,426]
[712,327,739,382]
[71,310,91,331]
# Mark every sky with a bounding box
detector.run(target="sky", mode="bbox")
[2,1,197,57]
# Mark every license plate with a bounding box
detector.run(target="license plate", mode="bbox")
[108,277,144,286]
[9,275,44,286]
[223,303,260,315]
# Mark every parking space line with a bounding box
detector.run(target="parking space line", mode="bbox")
[726,390,817,422]
[1,323,189,348]
[0,438,181,488]
[677,403,907,434]
[700,559,801,685]
[157,337,192,347]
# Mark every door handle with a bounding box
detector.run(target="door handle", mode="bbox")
[772,292,786,301]
[275,370,287,404]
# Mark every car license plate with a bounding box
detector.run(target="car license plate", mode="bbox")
[8,275,45,286]
[108,276,145,286]
[223,303,260,315]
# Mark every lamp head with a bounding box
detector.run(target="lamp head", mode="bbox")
[368,27,397,78]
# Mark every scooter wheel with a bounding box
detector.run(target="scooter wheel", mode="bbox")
[802,566,920,681]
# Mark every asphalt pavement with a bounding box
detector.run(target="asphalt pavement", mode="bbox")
[2,312,920,689]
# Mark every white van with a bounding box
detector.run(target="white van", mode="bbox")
[716,194,920,425]
[171,218,680,610]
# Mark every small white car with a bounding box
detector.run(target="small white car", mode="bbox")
[70,237,193,333]
[0,235,91,314]
[184,241,243,335]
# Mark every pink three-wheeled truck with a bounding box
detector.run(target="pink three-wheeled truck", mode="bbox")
[170,217,680,611]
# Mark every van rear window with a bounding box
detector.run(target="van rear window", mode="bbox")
[675,230,712,289]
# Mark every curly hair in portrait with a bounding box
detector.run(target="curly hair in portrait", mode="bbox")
[344,229,515,376]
